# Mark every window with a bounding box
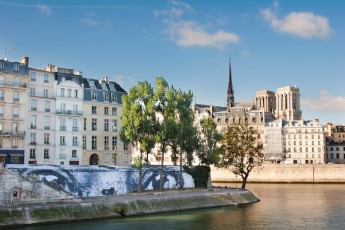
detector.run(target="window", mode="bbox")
[30,115,37,129]
[92,106,97,114]
[72,150,77,158]
[83,136,86,149]
[84,118,87,130]
[61,103,66,112]
[0,106,3,117]
[12,139,18,148]
[44,116,50,130]
[0,61,4,69]
[44,89,48,97]
[123,140,128,151]
[60,88,65,97]
[92,136,97,150]
[112,136,117,150]
[92,92,97,100]
[31,99,37,111]
[45,101,50,112]
[30,133,36,144]
[67,89,72,97]
[44,149,49,159]
[44,133,50,144]
[104,93,109,101]
[73,104,78,113]
[101,82,107,90]
[336,153,340,159]
[13,106,19,118]
[44,74,49,83]
[72,136,78,146]
[13,91,19,102]
[104,119,109,131]
[74,90,78,98]
[104,107,109,115]
[60,118,66,131]
[89,80,95,89]
[112,93,117,102]
[12,122,18,133]
[30,149,36,159]
[14,63,19,71]
[124,153,128,162]
[0,89,3,101]
[306,147,308,152]
[13,77,19,87]
[60,136,66,146]
[92,118,97,131]
[112,107,117,115]
[104,153,109,163]
[30,72,36,81]
[112,119,117,132]
[72,119,78,131]
[104,136,109,150]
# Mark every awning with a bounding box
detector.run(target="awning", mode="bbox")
[10,153,23,156]
[0,154,7,157]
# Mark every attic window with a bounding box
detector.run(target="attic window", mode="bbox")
[101,82,107,90]
[109,83,116,91]
[0,61,4,69]
[13,62,19,71]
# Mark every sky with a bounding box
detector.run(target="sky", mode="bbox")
[1,0,345,125]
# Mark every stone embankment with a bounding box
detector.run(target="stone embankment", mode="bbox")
[0,188,259,227]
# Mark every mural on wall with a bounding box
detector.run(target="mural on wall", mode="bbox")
[6,165,195,197]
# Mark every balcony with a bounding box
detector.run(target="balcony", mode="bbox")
[29,141,37,145]
[44,126,50,130]
[60,142,66,146]
[72,127,79,132]
[30,124,36,129]
[104,127,109,131]
[13,98,19,102]
[104,146,109,150]
[72,142,79,146]
[0,130,25,137]
[44,141,50,145]
[45,108,51,112]
[13,114,19,118]
[60,126,66,131]
[0,80,27,88]
[30,91,53,98]
[31,107,37,111]
[56,110,83,116]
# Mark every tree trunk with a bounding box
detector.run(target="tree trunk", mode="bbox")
[138,150,143,192]
[241,173,249,189]
[159,144,165,191]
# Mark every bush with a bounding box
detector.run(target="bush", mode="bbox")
[183,166,210,188]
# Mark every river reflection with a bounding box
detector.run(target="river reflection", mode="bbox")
[16,183,345,230]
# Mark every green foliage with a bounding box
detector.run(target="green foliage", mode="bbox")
[0,209,22,223]
[183,166,210,188]
[132,156,143,169]
[216,124,264,189]
[198,117,222,166]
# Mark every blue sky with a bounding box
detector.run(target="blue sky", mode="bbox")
[1,0,344,124]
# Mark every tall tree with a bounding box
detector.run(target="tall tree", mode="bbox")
[154,77,178,191]
[198,117,222,166]
[216,124,264,189]
[120,81,155,192]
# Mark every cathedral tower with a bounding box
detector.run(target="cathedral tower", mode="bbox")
[275,86,302,121]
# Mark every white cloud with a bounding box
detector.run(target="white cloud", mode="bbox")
[81,18,100,27]
[241,49,251,57]
[302,91,345,111]
[155,1,239,49]
[261,7,331,39]
[37,4,52,16]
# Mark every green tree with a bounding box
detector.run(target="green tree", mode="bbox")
[120,81,155,192]
[198,117,222,166]
[216,124,264,189]
[153,77,178,191]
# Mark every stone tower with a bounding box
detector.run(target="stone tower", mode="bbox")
[275,86,302,121]
[255,90,276,113]
[226,59,235,109]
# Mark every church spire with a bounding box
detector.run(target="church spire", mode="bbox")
[227,58,235,108]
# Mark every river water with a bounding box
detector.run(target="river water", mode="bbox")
[18,183,345,230]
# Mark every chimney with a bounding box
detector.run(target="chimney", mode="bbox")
[21,56,29,67]
[315,118,319,123]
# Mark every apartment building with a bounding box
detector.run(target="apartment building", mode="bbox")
[26,68,56,164]
[283,119,325,164]
[82,77,130,166]
[46,65,84,165]
[0,57,29,164]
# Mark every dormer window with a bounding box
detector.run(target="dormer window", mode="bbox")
[13,62,19,71]
[0,61,4,69]
[109,83,116,91]
[92,92,97,100]
[89,80,95,89]
[101,82,107,90]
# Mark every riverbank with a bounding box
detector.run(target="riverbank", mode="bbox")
[0,188,259,228]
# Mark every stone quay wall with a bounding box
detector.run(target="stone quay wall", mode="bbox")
[0,189,259,227]
[211,164,345,183]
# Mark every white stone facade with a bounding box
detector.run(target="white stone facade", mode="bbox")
[283,119,325,164]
